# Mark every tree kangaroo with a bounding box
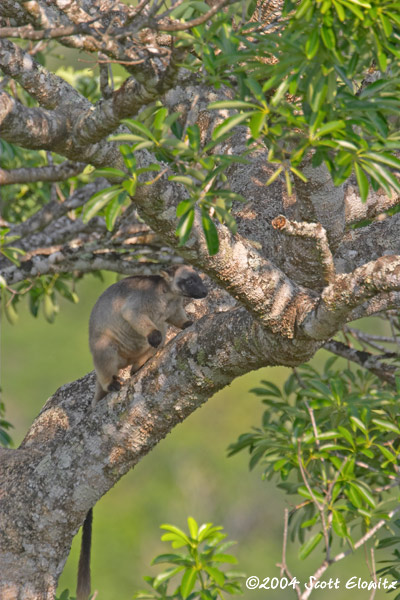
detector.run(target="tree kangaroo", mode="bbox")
[89,265,208,404]
[77,265,208,600]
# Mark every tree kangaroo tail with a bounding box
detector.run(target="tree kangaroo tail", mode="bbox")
[76,507,93,600]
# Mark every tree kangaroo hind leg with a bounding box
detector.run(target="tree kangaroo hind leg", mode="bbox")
[92,343,128,405]
[129,347,158,376]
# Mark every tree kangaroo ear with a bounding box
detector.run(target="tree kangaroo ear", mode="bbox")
[159,270,173,283]
[160,265,179,282]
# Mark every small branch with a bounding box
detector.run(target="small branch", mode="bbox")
[300,506,400,600]
[153,0,234,31]
[0,161,86,185]
[324,340,397,386]
[8,181,106,240]
[276,508,302,599]
[98,53,113,99]
[0,23,93,40]
[297,441,331,561]
[272,215,335,285]
[0,91,67,149]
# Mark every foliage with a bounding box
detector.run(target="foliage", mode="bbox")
[87,108,246,255]
[1,273,80,325]
[133,518,243,600]
[229,360,400,585]
[0,392,13,448]
[85,0,400,254]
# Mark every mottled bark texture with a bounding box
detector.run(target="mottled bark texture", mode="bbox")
[1,0,400,597]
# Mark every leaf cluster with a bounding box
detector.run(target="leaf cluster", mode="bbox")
[133,517,243,600]
[90,105,246,254]
[177,0,400,199]
[1,273,79,325]
[229,360,400,559]
[0,394,13,447]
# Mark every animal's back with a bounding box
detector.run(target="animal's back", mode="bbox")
[89,276,166,342]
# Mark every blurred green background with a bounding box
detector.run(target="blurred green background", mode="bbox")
[2,274,392,600]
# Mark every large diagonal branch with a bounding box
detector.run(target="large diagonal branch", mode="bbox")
[0,306,321,598]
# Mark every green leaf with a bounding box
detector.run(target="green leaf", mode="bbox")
[121,119,157,142]
[212,113,250,141]
[211,553,238,564]
[180,567,197,599]
[205,566,225,586]
[176,199,194,217]
[3,298,18,325]
[297,486,325,503]
[160,524,191,544]
[314,120,346,138]
[295,0,312,19]
[202,212,219,255]
[151,553,189,566]
[332,510,348,538]
[321,26,336,50]
[305,29,320,60]
[354,163,369,202]
[377,51,388,72]
[82,186,122,222]
[208,100,260,110]
[104,192,128,231]
[154,566,186,588]
[350,415,367,434]
[371,418,400,435]
[43,294,56,324]
[187,517,198,540]
[351,482,376,508]
[169,175,195,187]
[176,209,195,246]
[93,167,127,179]
[266,166,283,186]
[187,124,201,151]
[153,107,168,130]
[298,532,323,560]
[249,112,267,138]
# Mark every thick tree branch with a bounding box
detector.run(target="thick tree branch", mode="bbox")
[272,215,335,286]
[302,256,400,339]
[292,160,346,251]
[0,161,86,184]
[335,213,400,273]
[0,38,88,110]
[130,161,315,337]
[344,178,400,225]
[0,91,67,149]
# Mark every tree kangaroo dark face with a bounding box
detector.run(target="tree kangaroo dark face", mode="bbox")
[173,266,208,299]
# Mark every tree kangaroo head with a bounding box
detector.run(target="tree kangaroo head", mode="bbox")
[164,265,208,299]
